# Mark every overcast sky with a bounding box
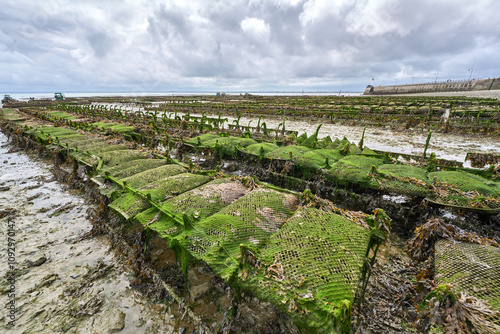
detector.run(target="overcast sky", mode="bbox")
[1,0,499,93]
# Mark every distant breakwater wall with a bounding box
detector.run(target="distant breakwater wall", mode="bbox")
[364,77,500,95]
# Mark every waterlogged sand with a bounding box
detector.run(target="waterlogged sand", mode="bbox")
[0,133,181,333]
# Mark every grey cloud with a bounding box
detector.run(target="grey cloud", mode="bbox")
[1,0,500,93]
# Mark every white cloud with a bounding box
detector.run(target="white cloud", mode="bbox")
[300,0,355,25]
[240,17,271,41]
[345,0,409,37]
[0,0,499,92]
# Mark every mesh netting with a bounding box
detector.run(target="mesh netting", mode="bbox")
[185,133,220,146]
[121,164,186,189]
[238,207,371,332]
[204,136,258,148]
[46,111,77,120]
[242,143,279,157]
[429,171,498,195]
[266,145,312,160]
[162,178,249,220]
[138,178,250,240]
[377,164,431,197]
[138,173,211,202]
[108,192,150,220]
[108,173,211,219]
[178,188,299,279]
[34,126,77,137]
[328,155,383,188]
[185,133,500,212]
[435,240,500,327]
[103,159,169,178]
[63,137,102,147]
[71,142,128,154]
[295,149,344,170]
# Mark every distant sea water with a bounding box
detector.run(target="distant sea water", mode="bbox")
[3,91,363,101]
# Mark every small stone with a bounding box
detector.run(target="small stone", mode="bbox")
[94,309,126,334]
[25,256,47,267]
[190,281,212,301]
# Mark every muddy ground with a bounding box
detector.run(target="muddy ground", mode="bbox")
[0,132,185,333]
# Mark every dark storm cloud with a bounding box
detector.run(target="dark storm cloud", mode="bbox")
[1,0,499,92]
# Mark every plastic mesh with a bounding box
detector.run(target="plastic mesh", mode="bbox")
[295,149,344,170]
[162,178,250,220]
[140,178,251,240]
[377,164,431,196]
[121,164,186,189]
[435,240,500,327]
[103,159,170,178]
[178,188,299,279]
[242,143,279,156]
[185,133,220,146]
[108,192,150,220]
[138,173,211,202]
[429,171,498,196]
[71,142,129,154]
[108,173,211,219]
[328,155,383,188]
[238,207,371,332]
[266,145,311,160]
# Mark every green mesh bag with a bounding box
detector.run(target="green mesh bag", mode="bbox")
[46,111,77,120]
[91,121,117,129]
[36,126,78,137]
[237,207,371,333]
[204,136,257,147]
[91,122,137,137]
[328,155,383,188]
[138,173,211,203]
[137,178,250,238]
[266,145,311,160]
[185,133,221,146]
[161,178,250,220]
[360,147,379,156]
[199,136,257,157]
[295,149,344,170]
[99,149,148,168]
[121,164,186,189]
[429,170,498,196]
[318,135,333,148]
[177,188,299,280]
[62,137,103,147]
[103,159,170,178]
[109,173,211,220]
[72,142,129,155]
[108,192,151,220]
[435,240,500,328]
[242,143,280,157]
[108,124,137,136]
[70,148,147,169]
[377,164,431,196]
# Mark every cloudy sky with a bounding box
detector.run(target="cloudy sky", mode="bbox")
[1,0,499,93]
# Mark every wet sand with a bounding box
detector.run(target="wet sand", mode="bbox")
[0,133,179,333]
